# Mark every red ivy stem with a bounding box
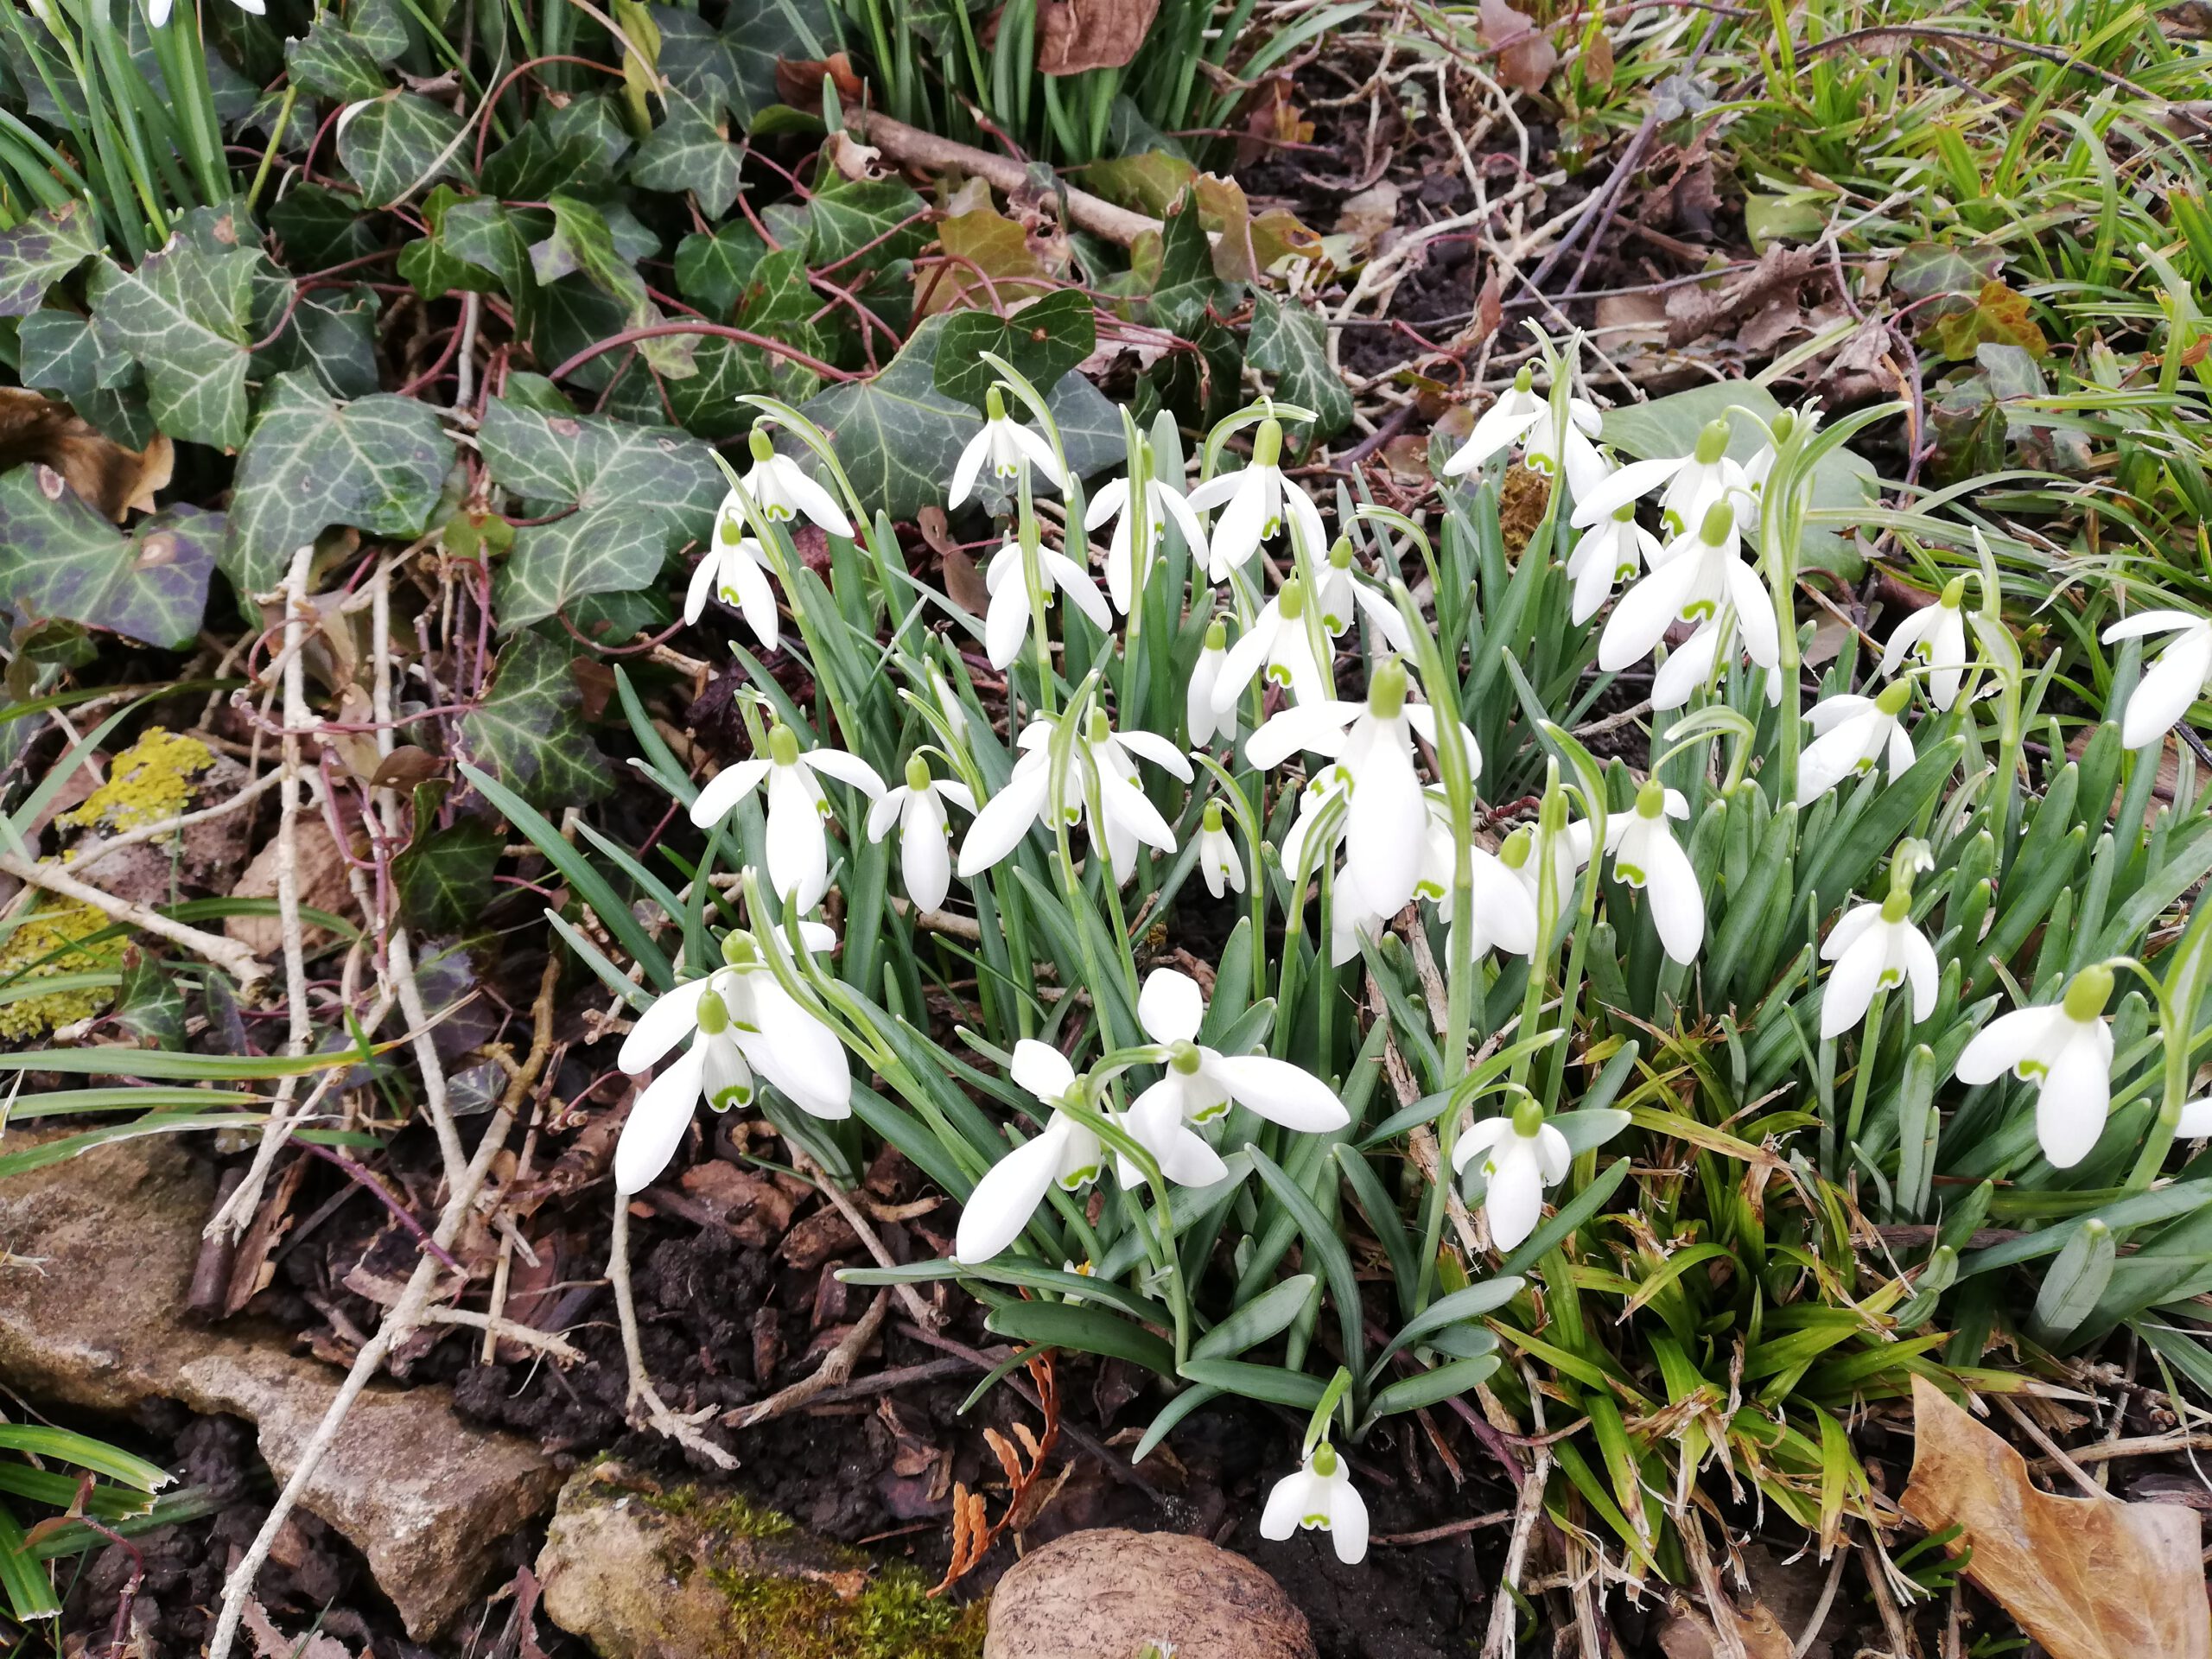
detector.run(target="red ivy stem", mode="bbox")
[545,321,855,384]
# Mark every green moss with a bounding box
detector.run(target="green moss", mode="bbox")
[57,728,213,834]
[639,1484,798,1541]
[705,1564,983,1659]
[0,899,121,1039]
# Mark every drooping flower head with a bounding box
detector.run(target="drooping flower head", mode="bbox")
[1212,576,1330,714]
[1187,617,1231,748]
[1796,680,1916,805]
[1453,1096,1571,1250]
[1572,417,1750,539]
[1185,417,1326,580]
[688,489,785,649]
[955,1039,1104,1264]
[614,925,851,1193]
[2101,609,2212,752]
[1878,575,1971,711]
[1440,365,1607,499]
[1086,468,1209,613]
[950,386,1067,508]
[1955,963,2116,1169]
[1820,842,1938,1039]
[741,426,854,538]
[865,752,976,915]
[1260,1442,1368,1564]
[690,721,885,912]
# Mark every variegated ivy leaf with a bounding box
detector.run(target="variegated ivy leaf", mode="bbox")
[0,200,101,316]
[284,11,391,99]
[493,503,670,630]
[337,91,468,209]
[1245,292,1351,442]
[458,630,613,807]
[223,370,454,597]
[807,170,927,266]
[16,312,155,449]
[87,207,260,450]
[933,289,1096,410]
[476,385,724,550]
[628,86,745,219]
[796,313,1122,522]
[673,221,767,315]
[0,465,219,650]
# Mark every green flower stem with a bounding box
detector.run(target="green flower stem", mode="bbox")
[1842,986,1889,1155]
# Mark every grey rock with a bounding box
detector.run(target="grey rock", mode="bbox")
[0,1133,561,1636]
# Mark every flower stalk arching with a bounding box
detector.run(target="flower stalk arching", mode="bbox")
[1190,749,1271,1005]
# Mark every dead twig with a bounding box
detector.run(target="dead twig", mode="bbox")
[0,849,267,988]
[729,1290,889,1428]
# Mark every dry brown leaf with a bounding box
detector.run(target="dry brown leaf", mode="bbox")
[1333,182,1401,258]
[0,388,172,520]
[1900,1376,2211,1659]
[1478,0,1556,93]
[224,815,359,959]
[1034,0,1159,74]
[1656,1599,1793,1659]
[772,51,864,111]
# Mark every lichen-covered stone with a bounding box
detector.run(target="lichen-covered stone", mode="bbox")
[536,1463,983,1659]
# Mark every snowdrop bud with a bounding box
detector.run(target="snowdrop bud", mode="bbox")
[695,988,730,1035]
[1768,410,1796,446]
[1696,498,1733,547]
[985,385,1008,422]
[1511,365,1534,394]
[721,930,758,968]
[1500,825,1533,870]
[1327,537,1354,572]
[1252,417,1283,469]
[1634,776,1667,820]
[1204,618,1228,650]
[1367,654,1407,721]
[2063,963,2113,1022]
[1278,575,1307,620]
[1693,419,1731,466]
[1941,575,1966,608]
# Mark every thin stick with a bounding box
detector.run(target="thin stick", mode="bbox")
[732,1291,889,1428]
[1480,1362,1550,1659]
[608,1197,740,1469]
[791,1152,938,1330]
[413,1305,582,1364]
[842,108,1162,246]
[0,849,265,988]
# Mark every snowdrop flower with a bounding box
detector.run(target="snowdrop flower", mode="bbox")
[1085,471,1209,613]
[1498,822,1580,925]
[740,427,853,538]
[865,753,976,915]
[2177,1096,2212,1138]
[955,1040,1103,1264]
[1878,577,1972,710]
[150,0,262,22]
[957,709,1190,884]
[1955,964,2116,1169]
[1185,417,1325,580]
[1187,619,1230,747]
[614,926,850,1194]
[1440,366,1608,499]
[1261,1444,1368,1564]
[1427,812,1541,962]
[1127,967,1348,1141]
[982,530,1111,671]
[1314,537,1416,652]
[1454,1098,1572,1251]
[1566,504,1662,626]
[1211,577,1330,713]
[2102,610,2212,751]
[1598,502,1777,687]
[1797,682,1916,805]
[1196,801,1244,899]
[950,386,1067,508]
[1245,658,1479,921]
[686,491,784,647]
[690,722,885,912]
[1572,418,1751,537]
[1590,779,1702,965]
[1820,887,1938,1039]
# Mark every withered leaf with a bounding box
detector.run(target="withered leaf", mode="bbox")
[1900,1376,2210,1659]
[1035,0,1160,74]
[1478,0,1557,93]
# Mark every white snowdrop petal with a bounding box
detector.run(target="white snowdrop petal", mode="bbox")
[614,1046,707,1195]
[956,1126,1067,1263]
[619,978,713,1074]
[1138,968,1207,1044]
[1210,1054,1348,1131]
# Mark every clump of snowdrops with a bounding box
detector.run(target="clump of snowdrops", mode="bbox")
[526,334,2212,1579]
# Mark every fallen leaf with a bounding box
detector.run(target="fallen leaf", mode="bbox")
[773,51,864,111]
[0,387,171,520]
[1664,245,1816,347]
[1900,1376,2211,1659]
[1478,0,1557,93]
[1332,182,1401,259]
[1035,0,1160,74]
[1656,1598,1793,1659]
[225,815,360,959]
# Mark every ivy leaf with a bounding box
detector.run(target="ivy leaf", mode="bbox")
[0,201,102,317]
[1245,292,1351,441]
[715,0,835,119]
[337,91,468,209]
[662,337,768,439]
[285,15,390,99]
[807,170,927,266]
[932,289,1096,409]
[267,183,384,269]
[15,314,152,448]
[629,86,745,218]
[1929,279,2048,362]
[111,952,185,1048]
[0,466,219,649]
[797,313,1119,521]
[674,221,767,315]
[493,504,671,630]
[222,370,454,596]
[476,391,724,547]
[261,283,381,398]
[393,816,504,934]
[459,630,613,807]
[1147,188,1225,334]
[87,207,259,449]
[530,194,691,377]
[922,206,1059,313]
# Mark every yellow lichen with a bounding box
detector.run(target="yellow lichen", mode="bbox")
[57,728,214,836]
[0,899,120,1039]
